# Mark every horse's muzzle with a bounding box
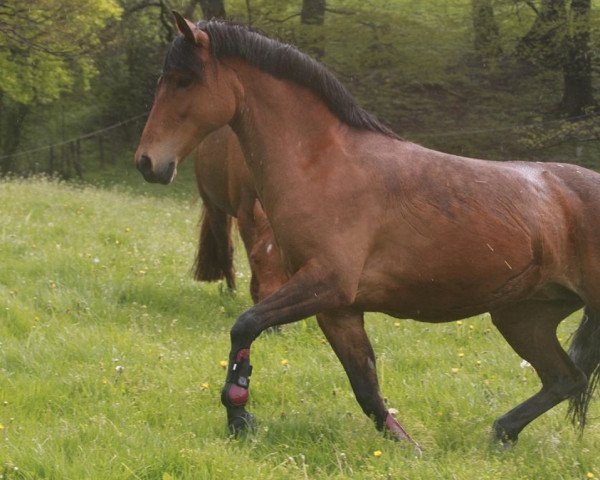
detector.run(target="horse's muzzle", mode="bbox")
[136,154,176,185]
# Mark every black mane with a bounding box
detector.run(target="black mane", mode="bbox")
[165,20,399,140]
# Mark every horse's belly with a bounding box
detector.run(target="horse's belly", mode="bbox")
[355,251,543,322]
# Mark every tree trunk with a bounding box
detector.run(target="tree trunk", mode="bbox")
[301,0,325,25]
[300,0,326,59]
[198,0,226,19]
[0,99,30,175]
[560,0,594,117]
[517,0,567,68]
[471,0,502,67]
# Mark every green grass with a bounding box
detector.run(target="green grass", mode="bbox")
[1,178,599,480]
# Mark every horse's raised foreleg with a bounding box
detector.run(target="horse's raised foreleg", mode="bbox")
[220,262,349,433]
[317,310,422,454]
[490,300,586,446]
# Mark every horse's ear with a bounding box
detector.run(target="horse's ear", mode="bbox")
[172,11,209,47]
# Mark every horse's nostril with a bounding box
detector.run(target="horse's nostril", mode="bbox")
[138,154,153,175]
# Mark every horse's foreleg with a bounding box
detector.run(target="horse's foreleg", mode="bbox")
[490,300,586,446]
[220,262,348,433]
[317,310,422,454]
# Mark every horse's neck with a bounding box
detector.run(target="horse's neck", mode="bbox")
[229,64,342,184]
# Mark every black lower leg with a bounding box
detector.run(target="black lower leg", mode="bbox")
[221,348,255,433]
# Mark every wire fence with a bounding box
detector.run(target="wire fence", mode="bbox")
[0,113,149,179]
[2,110,599,178]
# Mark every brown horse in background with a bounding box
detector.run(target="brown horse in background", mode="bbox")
[192,125,287,303]
[135,14,600,452]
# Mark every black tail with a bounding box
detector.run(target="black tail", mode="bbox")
[567,307,600,430]
[193,204,236,290]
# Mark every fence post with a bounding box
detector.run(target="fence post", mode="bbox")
[74,139,82,177]
[98,135,105,166]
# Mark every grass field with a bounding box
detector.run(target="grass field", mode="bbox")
[1,177,599,479]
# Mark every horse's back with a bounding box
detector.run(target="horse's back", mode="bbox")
[355,141,598,319]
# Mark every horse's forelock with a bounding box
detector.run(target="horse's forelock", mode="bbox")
[162,35,204,78]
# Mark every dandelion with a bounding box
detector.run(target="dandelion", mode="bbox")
[281,359,289,367]
[457,320,463,326]
[219,360,228,369]
[587,473,595,479]
[458,352,464,358]
[200,383,209,390]
[451,367,459,374]
[394,321,401,327]
[373,450,383,458]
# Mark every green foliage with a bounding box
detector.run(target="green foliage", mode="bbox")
[0,0,122,104]
[4,0,600,174]
[1,178,599,479]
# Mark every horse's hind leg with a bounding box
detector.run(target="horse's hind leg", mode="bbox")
[317,310,421,454]
[490,300,587,446]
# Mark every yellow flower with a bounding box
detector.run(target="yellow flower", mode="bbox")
[280,359,289,367]
[458,352,464,358]
[587,473,595,479]
[394,321,401,327]
[373,450,383,458]
[0,423,4,430]
[451,367,460,374]
[457,320,463,326]
[219,360,228,369]
[201,383,209,390]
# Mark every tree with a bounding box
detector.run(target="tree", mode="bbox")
[560,0,594,116]
[471,0,502,67]
[198,0,226,19]
[516,0,594,117]
[301,0,325,25]
[0,0,122,172]
[300,0,326,59]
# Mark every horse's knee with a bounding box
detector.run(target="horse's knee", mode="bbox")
[230,310,259,345]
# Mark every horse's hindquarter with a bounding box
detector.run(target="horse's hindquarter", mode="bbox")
[355,142,583,321]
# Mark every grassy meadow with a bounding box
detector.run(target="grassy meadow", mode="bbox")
[1,176,599,479]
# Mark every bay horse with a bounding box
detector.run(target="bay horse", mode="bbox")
[135,14,600,451]
[192,125,287,303]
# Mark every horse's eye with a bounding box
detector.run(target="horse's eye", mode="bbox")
[175,76,194,89]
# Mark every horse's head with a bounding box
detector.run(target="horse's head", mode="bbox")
[135,12,239,184]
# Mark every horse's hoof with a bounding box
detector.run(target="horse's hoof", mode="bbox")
[384,412,423,457]
[491,420,517,450]
[228,411,256,436]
